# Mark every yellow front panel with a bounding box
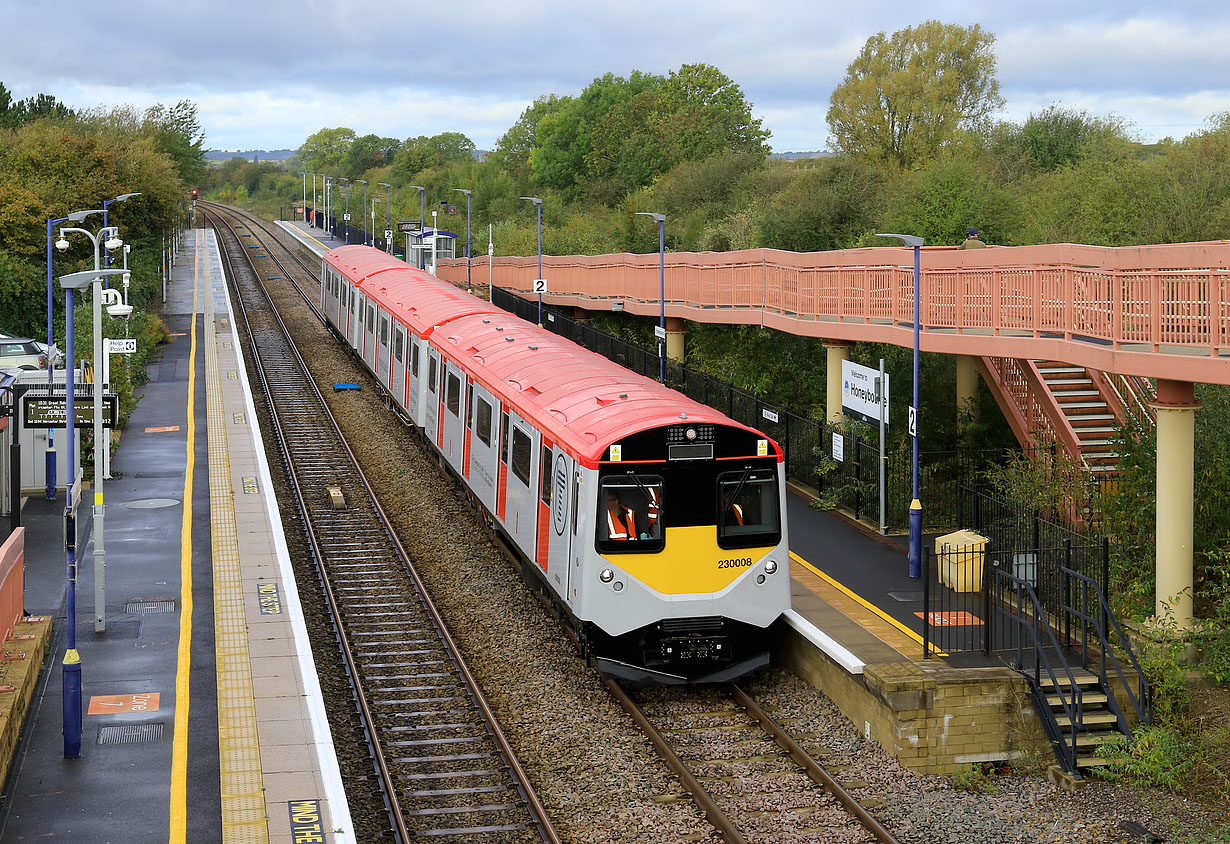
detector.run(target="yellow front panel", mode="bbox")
[603,525,773,595]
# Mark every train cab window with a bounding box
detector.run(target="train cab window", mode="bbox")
[428,356,438,394]
[540,446,552,505]
[411,343,419,377]
[394,329,404,363]
[598,477,664,553]
[446,371,461,416]
[510,426,532,486]
[475,397,493,446]
[716,468,781,549]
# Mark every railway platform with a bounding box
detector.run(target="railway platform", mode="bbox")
[0,228,352,842]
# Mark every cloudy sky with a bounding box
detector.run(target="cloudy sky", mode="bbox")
[3,1,1228,153]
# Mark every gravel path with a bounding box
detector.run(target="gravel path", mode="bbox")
[230,221,1227,843]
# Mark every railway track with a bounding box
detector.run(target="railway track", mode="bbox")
[606,679,900,844]
[202,205,558,843]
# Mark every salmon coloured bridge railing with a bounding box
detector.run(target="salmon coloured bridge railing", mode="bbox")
[438,241,1230,386]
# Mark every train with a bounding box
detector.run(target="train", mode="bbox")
[319,245,790,683]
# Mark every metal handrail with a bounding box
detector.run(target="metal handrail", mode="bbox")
[1061,563,1153,729]
[993,566,1085,772]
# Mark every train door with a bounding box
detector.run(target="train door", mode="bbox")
[364,301,378,372]
[567,466,593,608]
[467,383,498,510]
[406,335,422,422]
[376,310,391,389]
[504,414,538,557]
[391,325,406,411]
[440,361,465,471]
[544,448,574,598]
[353,290,366,354]
[424,347,441,447]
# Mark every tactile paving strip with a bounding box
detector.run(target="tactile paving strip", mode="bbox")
[205,230,269,844]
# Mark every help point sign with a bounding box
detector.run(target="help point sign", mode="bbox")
[841,359,889,426]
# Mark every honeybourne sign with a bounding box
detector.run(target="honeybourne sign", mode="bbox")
[841,359,889,427]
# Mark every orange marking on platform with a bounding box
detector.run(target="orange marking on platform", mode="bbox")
[88,692,161,714]
[145,426,181,433]
[914,611,981,627]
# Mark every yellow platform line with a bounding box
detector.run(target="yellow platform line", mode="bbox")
[789,550,946,657]
[206,230,269,843]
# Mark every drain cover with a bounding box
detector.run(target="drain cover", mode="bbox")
[124,498,182,509]
[126,601,175,614]
[98,723,163,745]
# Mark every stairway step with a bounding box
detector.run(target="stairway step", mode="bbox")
[1055,711,1119,728]
[1040,672,1100,688]
[1073,426,1117,435]
[1059,401,1111,409]
[1044,377,1094,386]
[1053,389,1101,397]
[1084,451,1121,460]
[1035,364,1083,374]
[1047,692,1109,706]
[1075,756,1111,768]
[1078,439,1114,448]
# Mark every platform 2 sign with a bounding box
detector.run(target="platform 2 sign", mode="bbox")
[23,393,118,429]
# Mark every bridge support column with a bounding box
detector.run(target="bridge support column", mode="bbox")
[665,317,685,362]
[824,341,852,424]
[1152,379,1200,629]
[956,355,980,426]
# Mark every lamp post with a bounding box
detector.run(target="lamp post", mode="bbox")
[635,212,667,383]
[454,188,472,290]
[301,172,307,222]
[377,183,391,252]
[45,208,102,500]
[520,196,543,325]
[339,177,350,244]
[877,232,925,579]
[410,186,425,267]
[56,265,129,758]
[101,193,139,276]
[355,179,368,245]
[429,210,438,276]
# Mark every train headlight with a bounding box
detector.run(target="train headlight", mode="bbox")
[599,569,614,583]
[764,559,778,575]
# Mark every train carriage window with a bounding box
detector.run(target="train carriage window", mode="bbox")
[446,371,461,416]
[394,329,404,362]
[597,476,664,553]
[428,356,438,394]
[367,305,375,333]
[510,426,532,486]
[410,342,419,376]
[358,301,364,325]
[540,446,553,505]
[466,383,473,428]
[380,315,389,346]
[716,468,781,549]
[500,412,509,464]
[475,397,492,446]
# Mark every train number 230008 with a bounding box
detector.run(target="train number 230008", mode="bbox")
[717,557,754,570]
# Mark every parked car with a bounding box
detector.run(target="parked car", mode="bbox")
[0,334,49,369]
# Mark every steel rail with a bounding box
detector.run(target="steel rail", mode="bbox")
[205,207,559,843]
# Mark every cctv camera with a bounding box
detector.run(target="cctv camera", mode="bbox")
[55,237,70,252]
[106,303,133,320]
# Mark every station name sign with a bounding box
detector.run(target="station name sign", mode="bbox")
[23,392,119,429]
[841,359,889,427]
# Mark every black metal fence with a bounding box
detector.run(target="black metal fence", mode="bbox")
[921,485,1110,656]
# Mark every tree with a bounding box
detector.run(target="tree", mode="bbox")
[530,71,661,192]
[826,20,1003,167]
[490,94,571,183]
[393,132,475,181]
[342,134,400,178]
[299,127,356,173]
[142,100,206,184]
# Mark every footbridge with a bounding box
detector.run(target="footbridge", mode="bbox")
[439,240,1230,628]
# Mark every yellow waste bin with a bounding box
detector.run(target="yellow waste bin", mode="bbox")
[935,529,988,592]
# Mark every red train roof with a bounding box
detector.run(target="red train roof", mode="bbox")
[327,246,779,465]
